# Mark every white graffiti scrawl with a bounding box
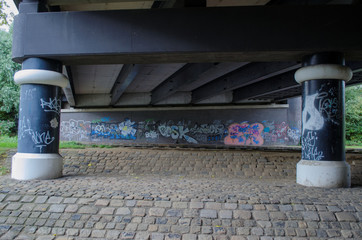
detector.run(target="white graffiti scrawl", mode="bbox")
[302,93,324,134]
[158,123,197,144]
[40,98,61,115]
[302,131,324,160]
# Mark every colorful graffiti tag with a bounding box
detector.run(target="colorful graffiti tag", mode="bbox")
[90,119,137,140]
[224,122,264,146]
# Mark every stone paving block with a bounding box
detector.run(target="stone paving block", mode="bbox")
[133,208,146,217]
[99,207,115,215]
[155,201,172,208]
[335,212,357,221]
[95,199,110,206]
[151,232,164,240]
[224,203,237,210]
[233,210,251,220]
[166,209,182,217]
[205,202,222,210]
[198,234,213,240]
[110,200,124,207]
[149,208,166,217]
[252,211,269,221]
[47,197,63,204]
[135,231,150,240]
[64,204,78,213]
[319,211,337,221]
[200,209,217,218]
[21,195,36,203]
[219,210,232,219]
[182,234,197,240]
[78,206,98,214]
[302,211,319,221]
[116,207,131,215]
[48,204,66,213]
[91,229,106,238]
[5,203,22,210]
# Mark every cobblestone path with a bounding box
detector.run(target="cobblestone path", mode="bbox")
[0,148,361,239]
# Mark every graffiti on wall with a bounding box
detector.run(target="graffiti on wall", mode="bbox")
[224,122,264,146]
[91,119,137,140]
[60,119,91,141]
[60,117,300,146]
[223,121,300,146]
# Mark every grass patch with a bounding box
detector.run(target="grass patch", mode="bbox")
[59,141,86,149]
[0,136,17,148]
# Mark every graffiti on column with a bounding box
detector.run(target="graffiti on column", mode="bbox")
[316,85,341,125]
[60,119,91,141]
[90,118,137,140]
[302,131,324,160]
[40,97,62,115]
[302,93,324,135]
[18,116,55,152]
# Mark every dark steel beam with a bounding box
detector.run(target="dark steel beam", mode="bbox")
[63,66,76,106]
[233,71,298,102]
[191,62,300,103]
[151,63,214,104]
[151,62,248,104]
[110,64,141,105]
[12,5,362,64]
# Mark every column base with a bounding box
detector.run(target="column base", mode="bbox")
[12,153,63,180]
[296,160,351,188]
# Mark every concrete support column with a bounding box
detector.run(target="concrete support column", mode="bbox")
[294,52,353,188]
[12,58,68,180]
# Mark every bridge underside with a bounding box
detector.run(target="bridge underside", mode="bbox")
[12,0,362,108]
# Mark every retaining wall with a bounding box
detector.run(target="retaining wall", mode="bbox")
[60,105,301,147]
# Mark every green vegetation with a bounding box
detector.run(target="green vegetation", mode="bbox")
[0,136,116,149]
[345,84,362,145]
[0,29,21,136]
[0,135,17,148]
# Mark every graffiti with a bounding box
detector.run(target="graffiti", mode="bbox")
[91,119,137,140]
[50,118,59,129]
[145,130,159,139]
[60,119,91,141]
[224,122,264,146]
[262,120,301,144]
[158,123,198,143]
[302,131,324,160]
[302,93,324,134]
[189,121,226,135]
[18,117,55,152]
[60,115,301,146]
[40,97,61,115]
[287,127,301,143]
[24,88,36,100]
[207,135,224,142]
[315,86,340,125]
[92,117,111,123]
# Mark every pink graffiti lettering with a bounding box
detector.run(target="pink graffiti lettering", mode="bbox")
[224,122,264,146]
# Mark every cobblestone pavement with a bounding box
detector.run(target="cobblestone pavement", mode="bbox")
[0,148,361,240]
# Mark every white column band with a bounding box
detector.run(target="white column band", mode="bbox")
[14,69,68,88]
[294,64,353,84]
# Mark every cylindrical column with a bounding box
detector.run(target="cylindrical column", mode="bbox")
[294,52,352,188]
[12,58,68,180]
